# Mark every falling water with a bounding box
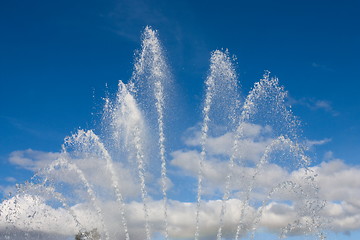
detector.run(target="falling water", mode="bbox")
[249,181,301,240]
[215,71,302,240]
[233,136,309,240]
[64,130,130,240]
[43,156,110,240]
[235,74,301,240]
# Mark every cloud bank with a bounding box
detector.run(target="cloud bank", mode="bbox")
[1,125,359,239]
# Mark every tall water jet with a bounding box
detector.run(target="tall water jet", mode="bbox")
[130,26,172,240]
[105,81,150,240]
[197,49,240,240]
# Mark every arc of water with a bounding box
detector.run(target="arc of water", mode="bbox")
[234,136,302,240]
[67,130,131,240]
[217,71,301,240]
[244,155,324,240]
[217,98,253,240]
[279,169,325,240]
[278,182,310,240]
[42,156,110,240]
[189,49,240,240]
[249,181,299,240]
[216,72,264,240]
[275,155,326,240]
[25,182,84,231]
[4,181,85,239]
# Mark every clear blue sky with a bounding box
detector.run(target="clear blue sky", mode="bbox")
[0,0,359,238]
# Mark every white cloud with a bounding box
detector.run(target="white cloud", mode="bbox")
[169,126,360,236]
[182,123,273,162]
[3,127,360,239]
[2,156,360,239]
[315,100,333,111]
[288,96,339,116]
[0,192,330,239]
[171,149,201,175]
[0,195,300,239]
[306,138,332,148]
[312,62,334,72]
[5,177,16,183]
[315,160,360,204]
[8,149,60,171]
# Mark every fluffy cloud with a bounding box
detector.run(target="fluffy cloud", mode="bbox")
[2,158,360,239]
[311,158,360,233]
[305,138,332,148]
[0,195,318,239]
[2,126,360,239]
[8,149,60,171]
[182,123,273,162]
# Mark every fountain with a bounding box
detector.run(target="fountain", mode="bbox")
[0,27,326,240]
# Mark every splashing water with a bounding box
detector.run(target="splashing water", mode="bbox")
[0,27,326,240]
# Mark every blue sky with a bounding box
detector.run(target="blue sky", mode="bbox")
[1,0,360,239]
